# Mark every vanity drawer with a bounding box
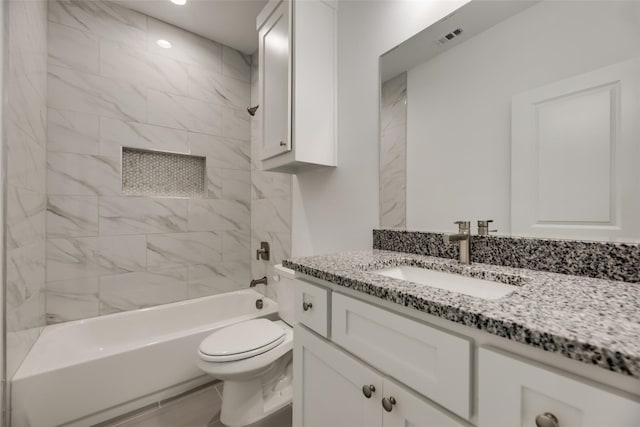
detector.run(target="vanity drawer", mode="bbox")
[332,293,472,420]
[478,347,640,427]
[294,280,330,337]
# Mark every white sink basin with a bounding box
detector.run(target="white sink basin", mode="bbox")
[374,266,518,300]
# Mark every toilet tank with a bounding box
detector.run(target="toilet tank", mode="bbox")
[273,264,296,325]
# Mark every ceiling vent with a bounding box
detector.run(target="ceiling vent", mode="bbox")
[436,28,463,46]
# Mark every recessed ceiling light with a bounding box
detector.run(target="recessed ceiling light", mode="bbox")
[170,0,187,5]
[157,39,172,49]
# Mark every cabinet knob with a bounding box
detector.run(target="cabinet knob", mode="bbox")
[302,302,313,311]
[381,396,396,412]
[362,384,376,398]
[535,412,559,427]
[279,141,286,147]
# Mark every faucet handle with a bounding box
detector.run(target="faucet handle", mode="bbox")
[477,220,497,235]
[454,221,470,232]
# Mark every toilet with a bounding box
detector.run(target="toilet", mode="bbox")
[197,264,296,426]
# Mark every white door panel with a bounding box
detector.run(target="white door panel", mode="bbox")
[512,58,640,241]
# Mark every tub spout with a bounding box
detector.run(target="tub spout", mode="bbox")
[250,276,268,287]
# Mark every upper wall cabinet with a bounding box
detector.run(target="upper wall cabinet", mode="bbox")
[257,0,337,174]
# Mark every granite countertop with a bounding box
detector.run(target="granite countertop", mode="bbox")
[283,250,640,379]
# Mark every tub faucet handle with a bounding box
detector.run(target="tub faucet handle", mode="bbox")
[256,241,270,261]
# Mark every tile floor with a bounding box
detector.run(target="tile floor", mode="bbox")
[104,383,292,427]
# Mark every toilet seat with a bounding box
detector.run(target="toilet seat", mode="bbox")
[199,319,285,362]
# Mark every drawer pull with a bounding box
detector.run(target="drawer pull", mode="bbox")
[279,141,286,147]
[362,385,376,398]
[302,302,313,311]
[535,412,559,427]
[381,396,396,412]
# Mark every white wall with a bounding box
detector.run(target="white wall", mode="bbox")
[292,0,469,256]
[406,1,640,233]
[0,0,5,419]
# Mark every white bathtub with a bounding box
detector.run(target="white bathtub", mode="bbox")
[11,289,277,427]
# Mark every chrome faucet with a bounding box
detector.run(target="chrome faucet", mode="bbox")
[443,221,471,264]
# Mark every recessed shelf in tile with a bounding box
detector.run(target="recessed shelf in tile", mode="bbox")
[122,147,205,198]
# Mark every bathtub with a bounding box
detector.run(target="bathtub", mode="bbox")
[11,289,277,427]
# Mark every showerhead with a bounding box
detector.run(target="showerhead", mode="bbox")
[247,105,259,116]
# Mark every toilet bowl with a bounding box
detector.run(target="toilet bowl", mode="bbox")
[197,265,296,427]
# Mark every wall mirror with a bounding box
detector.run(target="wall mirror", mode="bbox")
[379,0,640,242]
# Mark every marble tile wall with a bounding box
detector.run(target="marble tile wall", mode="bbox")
[379,73,407,229]
[45,0,252,323]
[6,0,48,378]
[249,53,292,301]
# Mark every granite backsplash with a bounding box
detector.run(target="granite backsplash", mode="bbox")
[373,229,640,283]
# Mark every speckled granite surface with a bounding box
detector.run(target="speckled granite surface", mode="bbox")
[373,229,640,283]
[283,250,640,378]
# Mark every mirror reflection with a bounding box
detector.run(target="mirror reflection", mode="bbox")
[380,0,640,242]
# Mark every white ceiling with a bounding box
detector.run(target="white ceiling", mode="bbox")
[380,1,538,82]
[115,0,268,54]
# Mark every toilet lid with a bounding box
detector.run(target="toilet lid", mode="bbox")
[199,319,285,362]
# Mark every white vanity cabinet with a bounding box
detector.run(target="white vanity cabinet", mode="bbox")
[294,325,468,427]
[257,0,337,173]
[292,276,640,427]
[478,347,640,427]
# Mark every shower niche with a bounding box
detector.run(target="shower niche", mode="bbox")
[122,147,206,198]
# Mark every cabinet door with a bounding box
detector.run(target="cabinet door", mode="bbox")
[332,293,472,420]
[382,378,469,427]
[260,0,291,160]
[479,347,640,427]
[293,325,382,427]
[294,280,330,338]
